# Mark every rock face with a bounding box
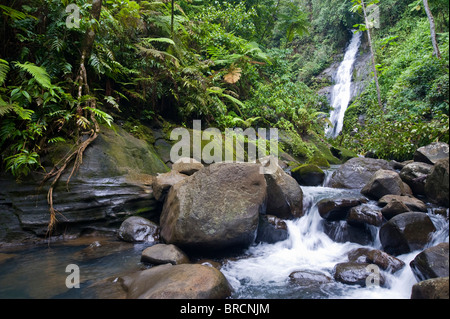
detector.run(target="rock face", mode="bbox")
[413,142,449,165]
[361,170,411,200]
[264,165,303,219]
[333,262,386,287]
[160,163,267,252]
[410,243,449,282]
[120,263,232,299]
[291,164,325,186]
[118,216,159,243]
[141,244,190,265]
[329,157,394,189]
[399,162,433,195]
[379,212,437,256]
[411,277,449,299]
[1,125,168,242]
[425,158,449,207]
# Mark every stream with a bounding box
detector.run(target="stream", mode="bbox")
[0,165,447,299]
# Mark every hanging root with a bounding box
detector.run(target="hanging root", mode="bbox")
[43,117,99,237]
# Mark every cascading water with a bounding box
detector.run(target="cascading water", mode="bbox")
[326,31,362,138]
[220,184,449,299]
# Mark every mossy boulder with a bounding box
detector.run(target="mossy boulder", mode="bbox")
[291,164,325,186]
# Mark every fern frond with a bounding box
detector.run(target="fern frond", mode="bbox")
[0,59,9,86]
[14,62,53,89]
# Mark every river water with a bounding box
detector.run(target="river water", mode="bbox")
[221,185,448,299]
[0,170,448,299]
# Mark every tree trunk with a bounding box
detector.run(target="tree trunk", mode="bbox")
[171,0,175,38]
[361,0,383,111]
[423,0,441,59]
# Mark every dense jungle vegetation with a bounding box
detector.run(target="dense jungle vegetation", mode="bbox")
[0,0,448,178]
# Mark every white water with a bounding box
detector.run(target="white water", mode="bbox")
[326,31,362,138]
[221,185,449,299]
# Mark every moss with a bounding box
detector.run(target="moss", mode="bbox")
[291,164,324,175]
[307,156,330,168]
[330,146,358,162]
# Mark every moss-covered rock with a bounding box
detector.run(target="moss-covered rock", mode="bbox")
[291,164,325,186]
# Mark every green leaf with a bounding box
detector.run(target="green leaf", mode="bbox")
[13,62,54,89]
[0,59,9,86]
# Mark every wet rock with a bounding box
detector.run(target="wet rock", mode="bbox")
[347,205,383,227]
[333,262,386,287]
[120,263,232,299]
[172,157,204,176]
[318,198,367,221]
[323,220,375,246]
[329,157,394,189]
[400,162,433,195]
[152,170,188,202]
[348,248,405,274]
[1,124,167,241]
[160,163,267,252]
[410,243,449,281]
[378,195,427,212]
[118,216,159,243]
[425,158,449,207]
[379,212,437,256]
[264,162,304,219]
[380,199,412,220]
[411,277,449,299]
[291,164,325,186]
[255,215,289,244]
[289,270,332,286]
[361,170,412,200]
[141,244,190,265]
[414,142,449,165]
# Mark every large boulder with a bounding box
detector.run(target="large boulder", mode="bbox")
[291,164,325,186]
[264,162,303,219]
[379,212,437,256]
[333,262,386,287]
[413,142,449,165]
[289,270,332,286]
[329,158,394,189]
[361,170,411,200]
[411,277,449,299]
[410,243,449,281]
[120,263,232,299]
[141,244,189,265]
[425,158,449,207]
[160,163,267,252]
[399,162,433,195]
[118,216,160,243]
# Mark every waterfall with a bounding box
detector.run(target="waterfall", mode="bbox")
[326,31,362,138]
